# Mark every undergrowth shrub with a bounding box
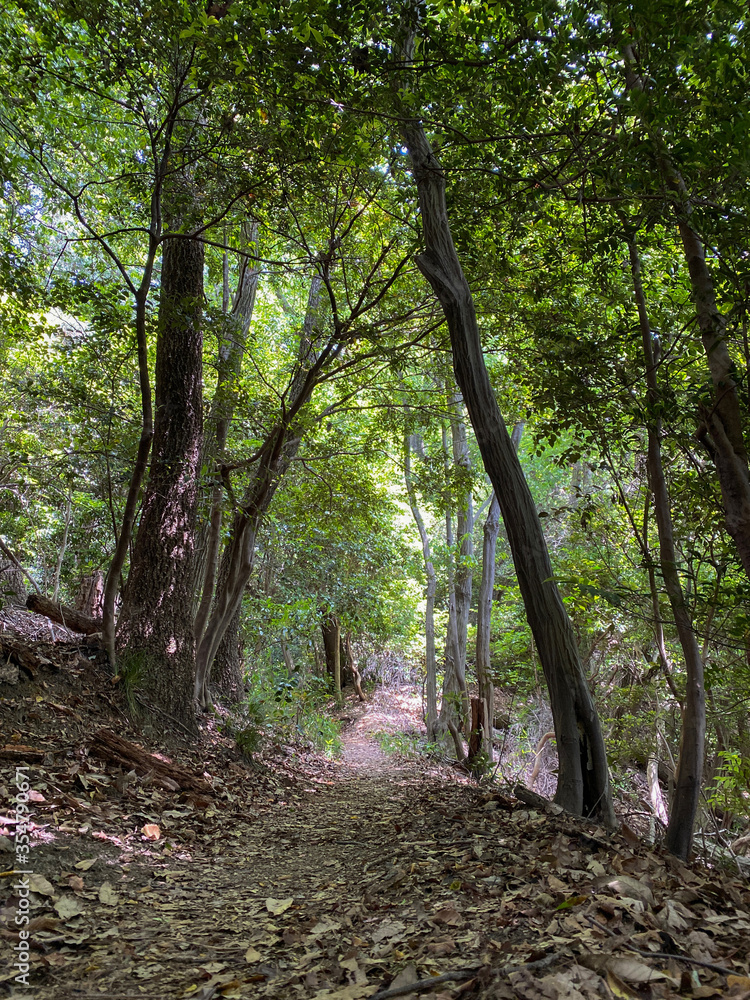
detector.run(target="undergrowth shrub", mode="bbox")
[226,666,342,758]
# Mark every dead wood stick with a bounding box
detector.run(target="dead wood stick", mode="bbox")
[584,915,733,975]
[90,729,211,793]
[371,953,561,999]
[25,593,102,635]
[371,967,480,999]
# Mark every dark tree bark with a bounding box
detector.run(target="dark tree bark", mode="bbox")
[117,226,204,728]
[627,233,705,860]
[621,43,750,582]
[399,100,615,824]
[474,421,524,764]
[321,612,341,698]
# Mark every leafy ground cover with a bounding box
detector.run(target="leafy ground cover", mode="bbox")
[1,639,749,1000]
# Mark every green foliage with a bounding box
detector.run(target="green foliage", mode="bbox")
[116,650,149,719]
[373,730,440,759]
[708,752,750,822]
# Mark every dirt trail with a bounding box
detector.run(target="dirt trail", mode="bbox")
[4,685,749,1000]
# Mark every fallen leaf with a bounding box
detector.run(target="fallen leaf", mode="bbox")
[244,946,262,963]
[29,874,55,896]
[74,859,96,871]
[142,823,161,841]
[265,896,293,915]
[98,882,118,905]
[54,896,85,919]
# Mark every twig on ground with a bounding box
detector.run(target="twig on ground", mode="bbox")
[584,915,734,975]
[371,953,561,999]
[134,694,197,739]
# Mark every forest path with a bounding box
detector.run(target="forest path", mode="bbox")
[9,680,748,1000]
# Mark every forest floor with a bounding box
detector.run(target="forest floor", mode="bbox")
[1,639,750,1000]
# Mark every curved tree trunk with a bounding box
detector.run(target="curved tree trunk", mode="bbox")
[621,42,750,581]
[627,233,705,860]
[194,275,332,709]
[399,97,615,824]
[117,221,204,728]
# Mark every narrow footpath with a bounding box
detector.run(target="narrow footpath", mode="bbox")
[2,687,749,1000]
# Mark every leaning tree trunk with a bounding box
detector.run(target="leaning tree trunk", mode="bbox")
[117,220,204,728]
[399,97,614,824]
[474,421,524,763]
[621,42,750,581]
[628,233,705,860]
[194,275,334,709]
[194,221,260,641]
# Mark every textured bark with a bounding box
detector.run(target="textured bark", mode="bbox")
[628,234,705,860]
[117,227,204,728]
[404,433,438,737]
[321,613,341,697]
[400,108,615,824]
[475,422,524,763]
[75,571,105,618]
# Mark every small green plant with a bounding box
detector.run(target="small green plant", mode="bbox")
[708,750,750,822]
[300,711,342,757]
[374,730,440,759]
[117,650,149,718]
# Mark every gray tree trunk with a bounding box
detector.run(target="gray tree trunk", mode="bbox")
[404,432,438,737]
[194,222,260,642]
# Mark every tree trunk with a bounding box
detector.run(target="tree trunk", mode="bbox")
[439,419,471,739]
[75,570,105,618]
[26,593,102,635]
[627,233,705,860]
[194,274,333,709]
[403,433,438,737]
[321,612,341,698]
[51,496,72,604]
[117,222,204,729]
[621,42,750,581]
[194,222,260,641]
[475,421,524,763]
[450,393,473,728]
[399,98,615,824]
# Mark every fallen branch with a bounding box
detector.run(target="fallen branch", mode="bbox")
[584,915,734,975]
[90,729,212,793]
[371,966,480,999]
[25,593,102,636]
[371,953,561,999]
